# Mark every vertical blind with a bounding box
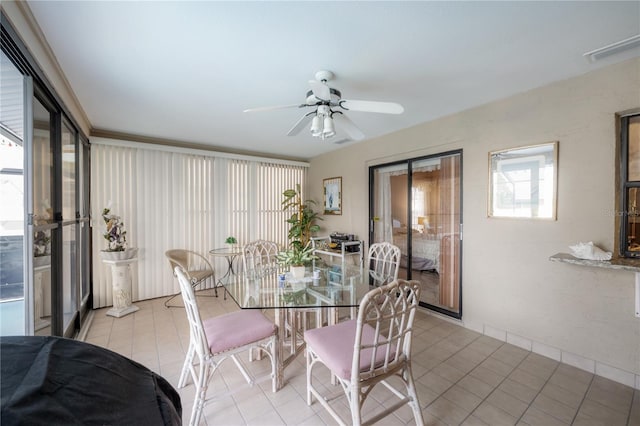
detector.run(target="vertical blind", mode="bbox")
[91,141,307,308]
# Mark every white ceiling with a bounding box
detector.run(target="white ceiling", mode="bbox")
[26,1,640,160]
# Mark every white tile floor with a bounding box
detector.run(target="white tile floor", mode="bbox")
[84,291,639,426]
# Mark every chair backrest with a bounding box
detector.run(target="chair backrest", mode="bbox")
[166,249,190,272]
[165,249,213,282]
[175,267,210,359]
[242,240,280,277]
[352,279,420,382]
[368,242,401,286]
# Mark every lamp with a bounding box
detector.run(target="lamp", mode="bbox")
[310,115,322,137]
[322,115,335,138]
[310,105,336,140]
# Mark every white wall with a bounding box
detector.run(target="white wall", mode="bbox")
[309,58,640,383]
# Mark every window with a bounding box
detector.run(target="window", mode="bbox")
[488,142,558,219]
[620,113,640,257]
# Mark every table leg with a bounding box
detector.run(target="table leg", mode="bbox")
[275,307,285,390]
[215,255,237,300]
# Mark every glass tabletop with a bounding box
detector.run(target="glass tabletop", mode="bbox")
[224,265,370,309]
[209,246,242,256]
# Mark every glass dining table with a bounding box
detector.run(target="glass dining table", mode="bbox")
[224,264,370,389]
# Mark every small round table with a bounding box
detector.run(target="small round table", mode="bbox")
[209,246,242,299]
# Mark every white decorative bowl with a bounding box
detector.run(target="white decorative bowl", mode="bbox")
[100,248,138,261]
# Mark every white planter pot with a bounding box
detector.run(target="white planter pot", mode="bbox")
[290,265,305,280]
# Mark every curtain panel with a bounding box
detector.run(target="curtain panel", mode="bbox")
[91,142,307,308]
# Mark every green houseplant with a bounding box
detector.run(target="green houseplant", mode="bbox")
[277,184,321,278]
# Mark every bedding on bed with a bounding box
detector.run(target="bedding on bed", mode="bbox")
[392,229,440,273]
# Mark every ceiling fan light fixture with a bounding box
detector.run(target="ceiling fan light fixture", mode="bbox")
[322,115,335,137]
[310,115,322,136]
[247,69,403,141]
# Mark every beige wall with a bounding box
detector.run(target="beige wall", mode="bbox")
[309,58,640,380]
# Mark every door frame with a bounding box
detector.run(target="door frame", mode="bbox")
[368,149,463,319]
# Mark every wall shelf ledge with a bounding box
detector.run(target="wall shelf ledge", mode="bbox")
[549,252,640,273]
[550,253,640,317]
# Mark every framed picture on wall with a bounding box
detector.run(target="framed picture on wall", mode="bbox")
[323,177,342,215]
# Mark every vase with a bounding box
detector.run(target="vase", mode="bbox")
[100,248,138,261]
[290,265,305,280]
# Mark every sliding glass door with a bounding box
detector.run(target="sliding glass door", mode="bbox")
[2,20,90,337]
[0,50,30,334]
[32,94,55,334]
[370,150,462,318]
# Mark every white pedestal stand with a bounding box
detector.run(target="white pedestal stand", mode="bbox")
[102,257,139,318]
[34,264,51,331]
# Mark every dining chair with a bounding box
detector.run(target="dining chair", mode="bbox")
[174,267,279,426]
[304,279,424,426]
[368,242,401,287]
[165,249,216,308]
[242,239,280,277]
[242,240,322,353]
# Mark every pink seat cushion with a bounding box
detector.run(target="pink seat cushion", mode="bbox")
[203,310,276,354]
[304,319,395,380]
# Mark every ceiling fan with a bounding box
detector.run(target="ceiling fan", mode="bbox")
[243,70,404,142]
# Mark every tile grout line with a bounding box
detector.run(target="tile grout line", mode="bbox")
[568,373,595,426]
[426,330,506,424]
[514,360,561,425]
[454,341,524,425]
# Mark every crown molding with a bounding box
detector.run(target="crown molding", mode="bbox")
[90,128,309,164]
[10,1,91,132]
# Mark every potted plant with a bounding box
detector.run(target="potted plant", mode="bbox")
[225,236,237,246]
[277,184,322,279]
[277,241,317,278]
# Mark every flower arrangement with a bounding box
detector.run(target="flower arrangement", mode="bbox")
[225,236,237,245]
[33,205,52,258]
[102,207,127,252]
[33,230,51,257]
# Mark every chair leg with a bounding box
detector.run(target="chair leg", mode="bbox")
[348,382,362,426]
[405,365,425,426]
[306,348,313,406]
[190,361,210,426]
[164,292,183,308]
[178,343,195,388]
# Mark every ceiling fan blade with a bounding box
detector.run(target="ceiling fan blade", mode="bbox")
[339,99,404,114]
[308,80,331,101]
[332,113,365,141]
[287,112,314,136]
[243,104,302,113]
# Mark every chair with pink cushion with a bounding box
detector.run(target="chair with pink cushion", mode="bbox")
[304,279,424,426]
[174,267,279,426]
